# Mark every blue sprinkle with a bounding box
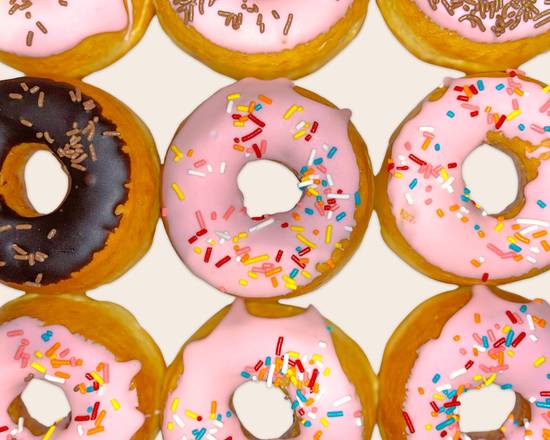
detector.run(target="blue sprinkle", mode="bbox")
[336,212,346,222]
[519,123,526,131]
[255,104,262,111]
[327,147,338,159]
[461,195,470,203]
[290,268,299,279]
[217,414,222,421]
[326,325,333,332]
[496,83,505,91]
[291,400,299,410]
[240,371,251,379]
[501,384,513,390]
[547,374,550,379]
[327,411,344,418]
[316,195,322,202]
[505,330,515,347]
[195,428,207,440]
[509,243,522,252]
[436,418,455,431]
[305,208,314,215]
[354,191,361,206]
[322,180,328,187]
[226,411,232,418]
[538,200,547,209]
[477,80,485,91]
[464,187,471,194]
[520,305,528,313]
[446,111,455,118]
[87,406,93,413]
[300,166,308,174]
[435,143,441,151]
[313,158,323,165]
[536,401,550,409]
[432,373,441,384]
[409,178,418,190]
[474,225,481,231]
[304,421,312,427]
[297,390,307,402]
[545,126,550,132]
[482,336,489,348]
[265,356,271,366]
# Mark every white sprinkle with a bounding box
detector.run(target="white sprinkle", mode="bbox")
[267,362,275,388]
[307,148,317,166]
[45,374,65,384]
[405,193,414,205]
[216,231,231,241]
[18,417,24,432]
[188,170,206,177]
[298,180,314,188]
[529,334,538,342]
[219,162,226,174]
[521,225,539,235]
[207,164,213,173]
[527,314,535,331]
[77,425,84,437]
[355,417,363,427]
[249,218,274,232]
[328,193,350,200]
[173,414,185,428]
[344,226,353,232]
[318,341,327,348]
[473,344,487,352]
[212,420,223,429]
[296,120,307,130]
[281,353,290,374]
[226,101,234,113]
[527,256,537,264]
[517,219,549,227]
[419,126,435,133]
[531,246,541,254]
[333,395,352,407]
[449,368,467,379]
[436,384,452,392]
[326,174,334,187]
[322,143,330,151]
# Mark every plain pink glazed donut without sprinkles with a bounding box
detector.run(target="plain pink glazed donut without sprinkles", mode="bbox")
[161,78,374,299]
[376,71,550,286]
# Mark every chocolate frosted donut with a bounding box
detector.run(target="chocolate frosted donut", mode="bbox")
[0,77,160,294]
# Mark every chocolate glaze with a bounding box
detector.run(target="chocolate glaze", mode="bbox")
[0,77,129,287]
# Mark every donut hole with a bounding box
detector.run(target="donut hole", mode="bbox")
[8,378,71,435]
[232,381,296,439]
[0,143,70,217]
[462,144,520,216]
[458,384,516,434]
[24,150,70,215]
[237,160,302,218]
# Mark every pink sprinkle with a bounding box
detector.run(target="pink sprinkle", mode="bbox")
[210,211,217,220]
[59,349,70,358]
[512,98,519,110]
[21,353,29,368]
[424,199,432,205]
[7,330,23,337]
[194,159,207,168]
[103,364,110,384]
[196,210,206,229]
[21,338,29,346]
[161,207,168,218]
[404,142,412,151]
[70,357,77,367]
[540,97,550,113]
[531,124,545,134]
[14,345,24,360]
[223,206,235,221]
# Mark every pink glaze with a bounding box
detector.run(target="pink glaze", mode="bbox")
[170,0,354,53]
[163,300,365,439]
[0,0,130,57]
[402,285,550,438]
[0,317,144,439]
[385,72,550,282]
[414,0,550,43]
[162,78,363,298]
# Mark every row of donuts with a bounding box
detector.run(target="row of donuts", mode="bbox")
[0,0,548,79]
[0,67,548,438]
[2,284,548,440]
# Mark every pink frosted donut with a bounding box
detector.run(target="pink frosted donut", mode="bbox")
[154,0,369,79]
[379,285,550,439]
[161,78,374,299]
[377,71,550,285]
[0,294,165,440]
[0,0,154,78]
[377,0,550,72]
[162,300,377,440]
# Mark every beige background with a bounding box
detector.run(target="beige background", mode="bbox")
[0,3,548,438]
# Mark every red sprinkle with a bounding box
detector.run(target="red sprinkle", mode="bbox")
[506,310,518,324]
[275,337,284,356]
[512,331,526,347]
[247,113,265,128]
[241,128,262,142]
[215,256,231,268]
[308,369,319,389]
[403,411,415,434]
[204,247,212,263]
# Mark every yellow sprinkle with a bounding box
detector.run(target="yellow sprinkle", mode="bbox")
[170,145,183,162]
[312,354,323,362]
[393,172,403,179]
[91,372,104,385]
[425,424,432,430]
[285,283,298,290]
[167,422,174,431]
[502,325,511,334]
[35,351,43,358]
[325,225,332,244]
[31,362,46,373]
[296,234,317,249]
[323,367,331,376]
[320,418,329,428]
[534,356,546,367]
[237,105,249,112]
[288,351,300,358]
[172,183,185,201]
[433,393,445,401]
[514,88,524,96]
[495,222,504,232]
[282,275,296,285]
[473,375,483,381]
[233,121,245,127]
[302,270,311,279]
[171,398,179,413]
[111,399,121,411]
[506,350,515,358]
[485,373,497,385]
[248,271,259,279]
[290,225,305,232]
[227,93,240,101]
[507,109,521,120]
[43,425,56,440]
[283,105,302,120]
[194,247,202,254]
[440,168,449,181]
[239,279,248,286]
[544,85,550,93]
[185,410,200,420]
[244,255,269,265]
[293,130,306,139]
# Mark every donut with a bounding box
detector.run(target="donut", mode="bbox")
[162,299,377,440]
[379,285,550,439]
[161,78,374,299]
[376,71,550,285]
[0,77,159,295]
[0,293,165,439]
[154,0,369,79]
[0,0,154,78]
[377,0,550,73]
